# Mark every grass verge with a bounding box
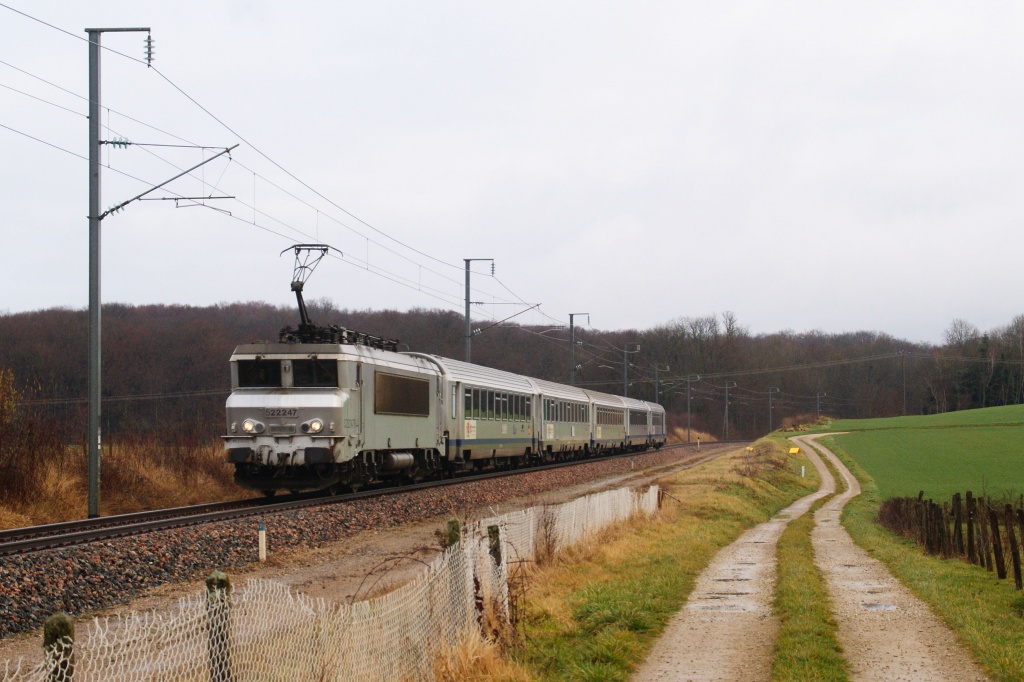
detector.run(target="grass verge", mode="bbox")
[770,441,849,682]
[821,435,1024,681]
[512,436,819,681]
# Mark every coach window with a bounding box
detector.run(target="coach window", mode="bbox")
[486,390,493,419]
[464,389,472,419]
[500,393,507,421]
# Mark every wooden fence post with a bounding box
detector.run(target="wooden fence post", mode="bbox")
[966,492,976,564]
[980,504,993,571]
[921,491,929,544]
[940,502,952,558]
[953,493,964,556]
[1005,504,1023,590]
[43,613,74,682]
[206,570,234,682]
[989,507,1007,580]
[1016,509,1024,570]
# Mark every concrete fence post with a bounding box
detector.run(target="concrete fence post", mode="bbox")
[42,613,74,682]
[205,570,234,682]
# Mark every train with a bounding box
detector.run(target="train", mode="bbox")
[222,245,667,494]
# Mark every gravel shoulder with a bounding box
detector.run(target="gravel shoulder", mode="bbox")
[631,443,833,682]
[0,444,732,665]
[800,434,989,682]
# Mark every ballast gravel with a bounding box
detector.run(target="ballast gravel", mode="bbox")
[0,445,715,639]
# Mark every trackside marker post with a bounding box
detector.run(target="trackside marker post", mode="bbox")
[258,522,267,562]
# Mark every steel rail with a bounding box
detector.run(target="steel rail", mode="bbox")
[0,440,748,557]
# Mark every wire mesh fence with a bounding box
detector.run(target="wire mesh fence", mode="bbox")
[2,484,658,682]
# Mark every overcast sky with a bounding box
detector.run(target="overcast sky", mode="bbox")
[2,1,1022,344]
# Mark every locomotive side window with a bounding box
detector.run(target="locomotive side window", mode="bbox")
[237,360,281,388]
[292,359,339,387]
[374,372,431,417]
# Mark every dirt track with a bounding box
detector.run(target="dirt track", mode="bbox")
[632,446,833,681]
[634,436,989,681]
[797,434,988,682]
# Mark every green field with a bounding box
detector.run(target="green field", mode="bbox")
[830,403,1024,432]
[827,405,1024,499]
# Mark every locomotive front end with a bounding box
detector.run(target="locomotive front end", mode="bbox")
[224,344,357,493]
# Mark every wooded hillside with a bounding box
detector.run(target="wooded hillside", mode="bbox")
[2,302,1022,441]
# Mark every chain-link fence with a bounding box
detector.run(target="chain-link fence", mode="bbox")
[2,484,658,682]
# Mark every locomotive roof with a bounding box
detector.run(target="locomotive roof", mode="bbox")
[230,343,440,374]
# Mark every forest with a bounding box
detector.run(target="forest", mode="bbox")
[1,301,1022,442]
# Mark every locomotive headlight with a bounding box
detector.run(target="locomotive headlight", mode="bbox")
[242,418,263,434]
[308,418,324,434]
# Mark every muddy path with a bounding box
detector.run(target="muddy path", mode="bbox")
[632,445,834,681]
[797,434,988,682]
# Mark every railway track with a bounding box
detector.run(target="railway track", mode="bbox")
[0,440,746,558]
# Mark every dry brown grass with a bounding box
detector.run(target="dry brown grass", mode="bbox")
[780,413,832,432]
[433,628,532,682]
[667,426,718,444]
[0,437,244,529]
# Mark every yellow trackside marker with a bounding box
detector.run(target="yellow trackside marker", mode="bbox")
[788,447,800,455]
